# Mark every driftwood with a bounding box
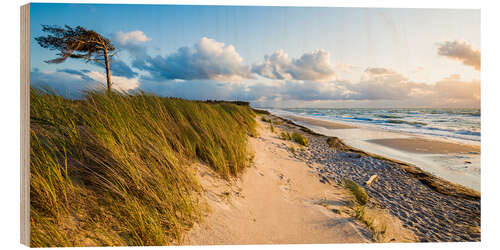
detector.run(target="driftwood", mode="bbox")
[366,174,378,186]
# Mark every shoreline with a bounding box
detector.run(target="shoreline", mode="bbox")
[261,112,480,241]
[269,112,480,199]
[275,112,481,192]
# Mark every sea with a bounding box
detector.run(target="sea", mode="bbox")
[267,108,480,144]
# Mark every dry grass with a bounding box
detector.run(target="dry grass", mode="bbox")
[343,179,369,205]
[279,131,308,147]
[291,132,308,146]
[260,116,272,123]
[279,131,292,141]
[30,88,256,246]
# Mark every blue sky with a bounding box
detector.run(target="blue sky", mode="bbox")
[30,3,480,108]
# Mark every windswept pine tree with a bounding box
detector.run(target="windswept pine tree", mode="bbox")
[35,25,117,94]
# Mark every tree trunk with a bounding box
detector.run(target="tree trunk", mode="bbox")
[103,48,112,95]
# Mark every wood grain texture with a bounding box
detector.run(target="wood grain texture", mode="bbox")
[20,3,30,246]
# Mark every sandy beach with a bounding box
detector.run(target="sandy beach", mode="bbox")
[186,114,480,244]
[186,117,415,244]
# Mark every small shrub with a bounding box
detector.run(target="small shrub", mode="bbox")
[344,179,369,205]
[280,132,292,141]
[261,116,271,123]
[290,145,296,154]
[273,120,283,125]
[354,205,366,220]
[292,132,308,146]
[327,137,351,151]
[270,124,275,133]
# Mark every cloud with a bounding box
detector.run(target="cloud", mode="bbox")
[56,68,93,81]
[133,37,252,81]
[433,74,480,102]
[92,60,138,79]
[335,64,358,73]
[109,60,138,78]
[31,69,140,98]
[85,71,140,92]
[437,40,480,70]
[113,30,151,46]
[31,69,101,98]
[241,67,480,108]
[361,67,408,86]
[252,49,336,81]
[139,79,249,101]
[112,31,151,60]
[364,67,395,75]
[32,66,480,108]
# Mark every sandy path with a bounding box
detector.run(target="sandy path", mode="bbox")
[185,120,371,245]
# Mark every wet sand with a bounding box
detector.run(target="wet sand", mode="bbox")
[285,115,356,129]
[367,138,481,154]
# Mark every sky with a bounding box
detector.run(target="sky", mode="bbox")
[30,3,480,108]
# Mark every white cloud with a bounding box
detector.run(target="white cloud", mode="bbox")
[86,71,140,92]
[113,30,151,46]
[437,40,480,70]
[252,49,336,81]
[31,69,140,98]
[133,37,252,82]
[335,63,358,73]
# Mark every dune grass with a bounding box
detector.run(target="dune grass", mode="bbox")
[279,131,308,147]
[343,179,369,205]
[291,132,308,146]
[260,116,272,123]
[29,88,256,247]
[279,131,292,141]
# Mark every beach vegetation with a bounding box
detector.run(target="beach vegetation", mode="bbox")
[353,205,391,242]
[291,132,308,146]
[279,131,308,147]
[280,131,292,140]
[272,120,282,125]
[261,116,272,123]
[343,179,369,205]
[30,87,256,246]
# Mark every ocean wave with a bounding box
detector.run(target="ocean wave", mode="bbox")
[385,119,427,126]
[375,114,403,119]
[348,117,373,121]
[267,108,480,142]
[456,130,481,136]
[423,126,480,136]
